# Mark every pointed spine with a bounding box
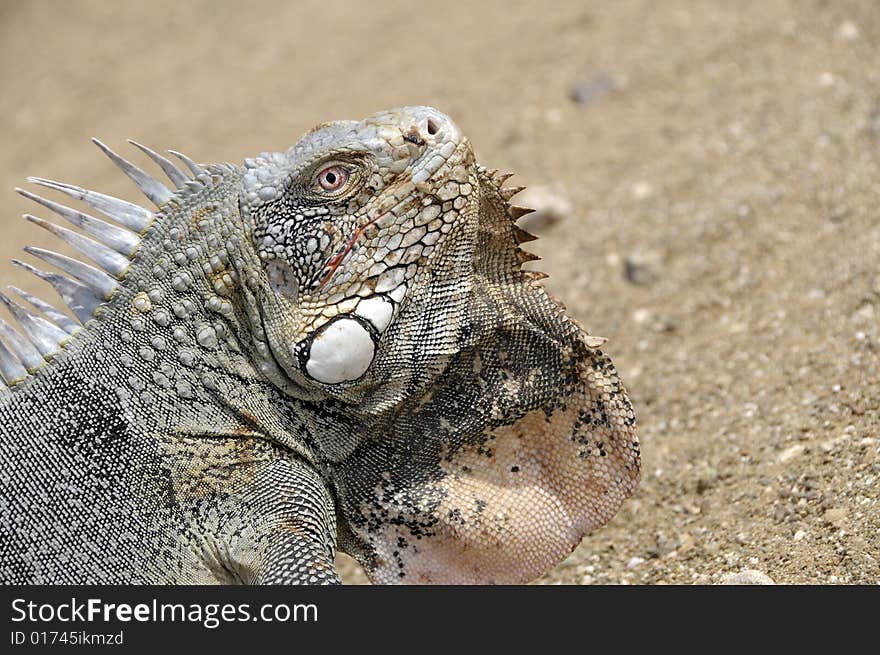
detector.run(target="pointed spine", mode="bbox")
[168,149,207,176]
[24,215,130,277]
[12,259,103,324]
[16,188,140,256]
[0,334,29,384]
[516,249,541,264]
[584,335,609,349]
[0,292,68,356]
[27,177,154,233]
[508,205,536,221]
[23,247,118,299]
[500,185,526,201]
[0,316,43,371]
[511,224,538,244]
[91,138,172,207]
[9,286,80,334]
[494,171,515,185]
[127,140,189,188]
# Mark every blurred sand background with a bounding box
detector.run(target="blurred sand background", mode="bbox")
[0,0,877,584]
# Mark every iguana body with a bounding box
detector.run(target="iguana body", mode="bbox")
[0,107,639,584]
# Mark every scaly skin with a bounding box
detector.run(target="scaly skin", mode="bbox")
[0,107,639,584]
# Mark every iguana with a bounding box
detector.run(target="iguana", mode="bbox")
[0,106,639,584]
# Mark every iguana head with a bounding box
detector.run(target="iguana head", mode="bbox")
[241,106,641,584]
[240,106,478,407]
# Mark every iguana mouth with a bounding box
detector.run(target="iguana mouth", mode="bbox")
[311,209,389,291]
[256,303,321,399]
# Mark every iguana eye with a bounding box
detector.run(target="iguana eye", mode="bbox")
[316,165,349,192]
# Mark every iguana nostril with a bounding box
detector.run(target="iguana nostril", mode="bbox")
[426,117,439,136]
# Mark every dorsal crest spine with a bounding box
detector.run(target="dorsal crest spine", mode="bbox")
[0,140,214,390]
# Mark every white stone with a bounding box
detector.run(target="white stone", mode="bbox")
[719,570,775,585]
[778,444,805,463]
[355,296,394,333]
[837,20,859,41]
[305,318,375,384]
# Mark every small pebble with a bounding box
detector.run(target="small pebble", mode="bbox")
[836,20,859,41]
[720,570,775,585]
[624,250,663,286]
[778,444,805,463]
[512,185,572,232]
[569,73,616,106]
[823,508,847,529]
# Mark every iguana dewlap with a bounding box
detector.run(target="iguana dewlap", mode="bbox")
[0,107,640,584]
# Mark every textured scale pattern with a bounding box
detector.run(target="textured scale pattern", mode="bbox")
[0,107,639,584]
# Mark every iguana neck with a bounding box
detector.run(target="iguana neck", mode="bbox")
[45,166,318,459]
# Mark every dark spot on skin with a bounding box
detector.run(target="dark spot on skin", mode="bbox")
[279,517,310,539]
[510,465,520,473]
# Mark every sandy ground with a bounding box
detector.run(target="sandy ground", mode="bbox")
[1,1,877,584]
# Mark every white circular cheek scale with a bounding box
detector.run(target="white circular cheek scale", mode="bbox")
[305,317,376,384]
